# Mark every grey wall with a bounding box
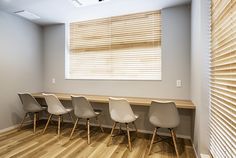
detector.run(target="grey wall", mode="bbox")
[42,5,193,137]
[191,0,210,156]
[0,11,43,130]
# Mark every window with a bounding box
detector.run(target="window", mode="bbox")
[67,11,161,80]
[210,0,236,157]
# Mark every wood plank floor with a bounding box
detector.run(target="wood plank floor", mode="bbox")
[0,121,196,158]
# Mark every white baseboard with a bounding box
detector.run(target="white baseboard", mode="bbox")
[0,120,32,134]
[192,143,199,158]
[0,124,19,133]
[192,142,211,158]
[0,117,191,140]
[200,154,211,158]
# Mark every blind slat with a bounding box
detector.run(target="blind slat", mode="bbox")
[210,0,236,157]
[68,10,162,80]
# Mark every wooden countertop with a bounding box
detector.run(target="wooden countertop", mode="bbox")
[32,92,195,109]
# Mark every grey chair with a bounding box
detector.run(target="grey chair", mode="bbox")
[107,97,138,151]
[18,93,46,133]
[148,101,180,157]
[42,93,74,136]
[69,96,104,144]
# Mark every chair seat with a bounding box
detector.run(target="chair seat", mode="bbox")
[112,113,138,123]
[149,114,179,128]
[52,107,73,115]
[95,111,101,116]
[94,109,102,117]
[77,111,100,119]
[42,106,47,110]
[66,108,73,112]
[29,106,47,113]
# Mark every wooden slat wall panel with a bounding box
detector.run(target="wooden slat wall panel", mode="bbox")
[210,0,236,157]
[68,11,161,80]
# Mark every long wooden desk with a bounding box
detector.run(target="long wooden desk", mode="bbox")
[32,92,195,109]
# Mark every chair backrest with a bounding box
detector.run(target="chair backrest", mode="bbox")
[149,101,180,128]
[43,93,67,115]
[109,97,135,122]
[18,93,42,112]
[71,96,96,118]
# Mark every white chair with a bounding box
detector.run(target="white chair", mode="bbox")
[42,93,74,136]
[107,97,138,151]
[148,101,180,157]
[69,96,104,144]
[18,93,46,133]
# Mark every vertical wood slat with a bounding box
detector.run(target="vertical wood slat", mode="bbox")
[210,0,236,157]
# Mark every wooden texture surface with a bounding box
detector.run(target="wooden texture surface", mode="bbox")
[0,122,196,158]
[32,92,195,109]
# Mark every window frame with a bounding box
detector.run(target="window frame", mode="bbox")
[65,12,162,81]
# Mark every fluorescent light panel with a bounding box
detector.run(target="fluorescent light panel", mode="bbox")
[71,0,82,7]
[15,10,40,20]
[71,0,110,7]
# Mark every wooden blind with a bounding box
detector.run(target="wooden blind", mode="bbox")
[210,0,236,157]
[69,11,161,80]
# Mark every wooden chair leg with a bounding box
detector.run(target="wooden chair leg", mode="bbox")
[170,129,179,158]
[96,116,104,132]
[33,113,37,133]
[70,118,79,140]
[126,123,132,151]
[47,113,54,125]
[19,113,28,130]
[43,114,52,134]
[107,122,117,146]
[87,119,90,144]
[148,127,157,155]
[58,115,61,136]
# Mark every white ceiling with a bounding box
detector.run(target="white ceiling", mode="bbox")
[0,0,191,25]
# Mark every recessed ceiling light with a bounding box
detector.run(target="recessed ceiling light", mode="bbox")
[71,0,82,7]
[70,0,110,7]
[14,10,40,20]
